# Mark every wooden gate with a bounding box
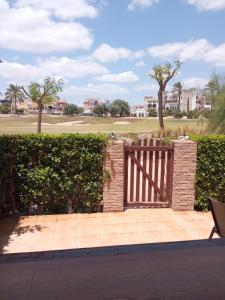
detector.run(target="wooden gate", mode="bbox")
[124,139,174,208]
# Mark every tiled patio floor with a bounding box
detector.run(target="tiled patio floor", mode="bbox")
[0,209,214,254]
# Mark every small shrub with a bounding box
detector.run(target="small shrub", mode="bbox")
[0,105,10,114]
[201,109,212,119]
[148,109,157,117]
[164,108,174,117]
[187,109,200,119]
[174,110,182,119]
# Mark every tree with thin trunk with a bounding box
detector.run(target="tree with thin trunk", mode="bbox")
[173,82,183,111]
[206,74,225,109]
[150,59,182,130]
[110,99,130,117]
[22,77,64,133]
[5,84,24,114]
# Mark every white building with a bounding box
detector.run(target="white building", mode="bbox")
[181,89,212,112]
[144,96,158,112]
[164,91,179,111]
[130,104,147,117]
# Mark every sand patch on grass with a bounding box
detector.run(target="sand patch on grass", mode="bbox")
[114,121,131,125]
[30,122,53,125]
[56,121,84,126]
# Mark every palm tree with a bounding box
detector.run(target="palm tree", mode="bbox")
[5,84,24,114]
[173,82,183,111]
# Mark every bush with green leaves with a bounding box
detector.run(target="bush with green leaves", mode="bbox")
[208,93,225,133]
[148,109,157,117]
[173,110,182,119]
[191,135,225,211]
[187,109,200,119]
[0,134,108,216]
[64,104,83,116]
[0,105,10,114]
[110,99,130,117]
[164,108,174,117]
[201,109,212,120]
[93,103,108,117]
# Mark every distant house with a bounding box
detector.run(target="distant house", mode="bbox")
[144,96,158,112]
[83,98,102,115]
[130,104,147,117]
[45,99,67,114]
[181,90,211,112]
[0,98,29,114]
[162,90,178,111]
[0,99,11,106]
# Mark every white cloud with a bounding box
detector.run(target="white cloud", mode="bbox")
[96,71,139,82]
[65,83,129,98]
[128,0,159,10]
[148,39,225,67]
[204,43,225,66]
[148,39,213,61]
[184,0,225,11]
[0,0,93,53]
[15,0,98,20]
[183,77,209,89]
[135,60,146,67]
[134,83,158,92]
[0,57,108,84]
[91,43,145,62]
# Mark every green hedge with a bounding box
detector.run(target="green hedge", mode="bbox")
[191,135,225,211]
[0,134,108,216]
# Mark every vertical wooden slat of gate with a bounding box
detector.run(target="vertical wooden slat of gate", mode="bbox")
[154,139,160,202]
[124,144,129,206]
[160,147,166,202]
[129,141,135,203]
[142,139,147,202]
[148,138,154,202]
[136,139,142,203]
[169,147,174,205]
[166,147,173,204]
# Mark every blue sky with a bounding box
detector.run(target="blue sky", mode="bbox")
[1,0,225,105]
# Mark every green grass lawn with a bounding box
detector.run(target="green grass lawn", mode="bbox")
[0,114,207,135]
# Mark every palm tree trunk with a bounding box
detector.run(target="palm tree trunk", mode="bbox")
[178,92,181,111]
[10,101,14,114]
[187,98,190,113]
[158,89,164,130]
[14,97,17,114]
[37,104,43,133]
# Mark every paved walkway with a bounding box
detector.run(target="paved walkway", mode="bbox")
[0,209,213,254]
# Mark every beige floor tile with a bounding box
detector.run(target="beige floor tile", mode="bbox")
[99,233,132,246]
[77,234,100,248]
[0,209,214,253]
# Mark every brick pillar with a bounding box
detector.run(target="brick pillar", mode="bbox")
[103,141,125,212]
[172,140,197,211]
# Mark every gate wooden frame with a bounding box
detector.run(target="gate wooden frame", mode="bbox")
[124,139,174,208]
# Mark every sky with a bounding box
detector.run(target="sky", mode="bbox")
[1,0,225,105]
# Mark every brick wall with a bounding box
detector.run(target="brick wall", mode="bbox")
[172,140,197,211]
[103,141,125,212]
[103,139,198,212]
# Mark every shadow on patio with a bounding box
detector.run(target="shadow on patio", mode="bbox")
[0,216,46,254]
[1,239,225,299]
